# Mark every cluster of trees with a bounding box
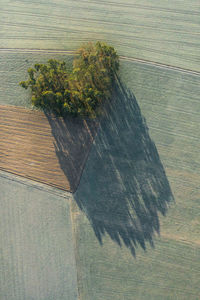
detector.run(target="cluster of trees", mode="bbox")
[20,42,119,117]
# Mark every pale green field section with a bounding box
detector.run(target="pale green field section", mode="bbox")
[73,214,200,300]
[1,1,200,299]
[72,62,200,299]
[0,53,199,299]
[0,171,78,300]
[1,0,200,71]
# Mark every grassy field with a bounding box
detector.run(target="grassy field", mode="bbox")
[1,53,200,300]
[1,49,200,300]
[120,61,200,244]
[72,61,200,299]
[73,214,200,300]
[1,0,199,107]
[1,0,200,71]
[1,0,200,299]
[0,170,78,300]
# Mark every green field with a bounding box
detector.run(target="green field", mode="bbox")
[1,0,200,71]
[0,171,78,300]
[1,0,200,299]
[72,62,200,299]
[73,215,200,300]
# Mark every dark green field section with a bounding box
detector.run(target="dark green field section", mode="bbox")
[1,0,200,71]
[0,171,78,300]
[71,62,200,299]
[120,62,200,244]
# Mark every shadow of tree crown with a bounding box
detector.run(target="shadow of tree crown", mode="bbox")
[74,76,174,256]
[48,75,174,256]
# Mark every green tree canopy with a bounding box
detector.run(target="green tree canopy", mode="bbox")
[20,42,119,117]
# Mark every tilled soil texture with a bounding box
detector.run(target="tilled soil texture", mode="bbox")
[0,105,98,192]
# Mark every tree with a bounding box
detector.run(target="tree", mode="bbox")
[20,42,119,117]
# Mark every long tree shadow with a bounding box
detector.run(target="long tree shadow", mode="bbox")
[73,76,174,256]
[45,110,99,192]
[46,75,174,256]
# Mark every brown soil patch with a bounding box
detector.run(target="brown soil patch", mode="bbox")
[0,105,98,192]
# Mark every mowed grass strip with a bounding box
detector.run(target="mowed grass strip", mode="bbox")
[0,173,78,300]
[72,210,200,300]
[0,105,98,192]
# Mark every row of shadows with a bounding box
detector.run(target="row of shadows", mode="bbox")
[73,77,174,256]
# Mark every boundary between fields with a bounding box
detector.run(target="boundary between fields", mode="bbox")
[120,56,200,76]
[1,48,200,76]
[0,169,72,199]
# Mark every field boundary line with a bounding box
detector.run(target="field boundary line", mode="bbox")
[0,169,72,199]
[120,56,200,76]
[69,198,82,300]
[1,48,200,75]
[0,48,76,55]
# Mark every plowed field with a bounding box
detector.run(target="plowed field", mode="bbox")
[0,105,98,192]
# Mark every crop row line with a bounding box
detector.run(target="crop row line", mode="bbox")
[74,0,200,16]
[1,9,199,36]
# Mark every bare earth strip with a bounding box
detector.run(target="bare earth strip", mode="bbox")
[0,105,98,192]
